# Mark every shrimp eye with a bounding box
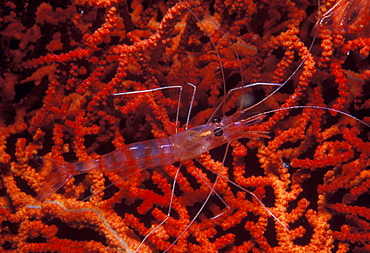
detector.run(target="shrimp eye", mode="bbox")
[212,116,221,123]
[35,156,44,165]
[214,127,223,137]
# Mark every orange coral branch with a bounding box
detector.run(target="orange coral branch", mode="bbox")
[0,0,369,252]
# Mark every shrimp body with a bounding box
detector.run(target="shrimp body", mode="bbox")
[78,138,177,174]
[37,111,267,200]
[314,0,370,37]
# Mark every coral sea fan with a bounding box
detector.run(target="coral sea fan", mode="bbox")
[0,0,369,252]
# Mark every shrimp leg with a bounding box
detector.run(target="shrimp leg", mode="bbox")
[113,83,197,131]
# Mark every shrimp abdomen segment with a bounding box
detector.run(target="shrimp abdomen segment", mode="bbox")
[95,137,178,173]
[37,137,178,201]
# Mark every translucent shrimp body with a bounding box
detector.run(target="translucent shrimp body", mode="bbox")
[37,111,266,201]
[313,0,370,37]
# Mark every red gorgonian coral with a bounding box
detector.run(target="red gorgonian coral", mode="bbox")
[0,0,369,252]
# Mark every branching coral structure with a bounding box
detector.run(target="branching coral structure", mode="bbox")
[0,0,369,252]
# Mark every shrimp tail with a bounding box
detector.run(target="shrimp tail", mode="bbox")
[36,157,74,201]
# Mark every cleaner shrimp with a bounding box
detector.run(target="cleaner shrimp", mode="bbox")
[15,0,370,252]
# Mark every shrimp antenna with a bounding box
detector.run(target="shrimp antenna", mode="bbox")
[204,7,318,123]
[182,0,230,100]
[247,105,370,129]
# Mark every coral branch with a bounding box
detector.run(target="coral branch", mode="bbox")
[0,0,369,252]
